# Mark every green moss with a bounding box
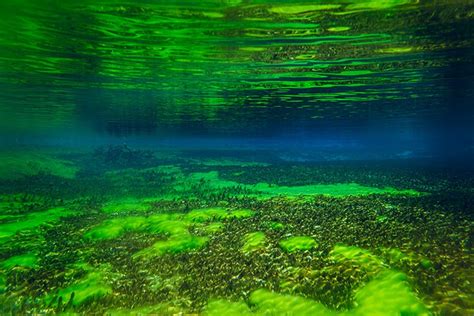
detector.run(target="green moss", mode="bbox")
[0,207,73,244]
[279,236,318,252]
[50,264,113,307]
[242,232,266,253]
[133,235,208,258]
[353,270,429,315]
[1,253,38,270]
[0,151,78,179]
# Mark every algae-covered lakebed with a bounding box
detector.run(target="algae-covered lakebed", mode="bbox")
[0,146,472,315]
[0,0,473,314]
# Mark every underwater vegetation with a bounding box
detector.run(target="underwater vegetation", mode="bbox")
[0,148,472,315]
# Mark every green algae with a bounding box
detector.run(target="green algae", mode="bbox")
[200,222,224,234]
[280,236,318,252]
[205,300,254,316]
[253,182,420,197]
[107,304,183,316]
[85,214,186,240]
[47,263,113,307]
[354,270,429,315]
[252,289,336,315]
[87,207,255,259]
[227,209,255,219]
[184,207,254,222]
[133,235,209,258]
[1,253,38,270]
[330,244,384,271]
[84,216,148,240]
[242,232,266,253]
[184,207,228,222]
[0,151,78,180]
[185,171,421,198]
[0,207,72,244]
[268,221,285,230]
[205,272,428,315]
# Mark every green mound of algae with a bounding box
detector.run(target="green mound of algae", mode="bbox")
[205,270,428,315]
[330,244,384,271]
[279,236,318,252]
[206,243,429,316]
[85,207,255,258]
[0,207,73,245]
[242,232,266,253]
[133,235,209,258]
[1,253,38,270]
[46,263,113,307]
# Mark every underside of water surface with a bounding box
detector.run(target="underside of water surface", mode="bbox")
[0,0,473,315]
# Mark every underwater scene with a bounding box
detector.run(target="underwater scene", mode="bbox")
[0,0,473,315]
